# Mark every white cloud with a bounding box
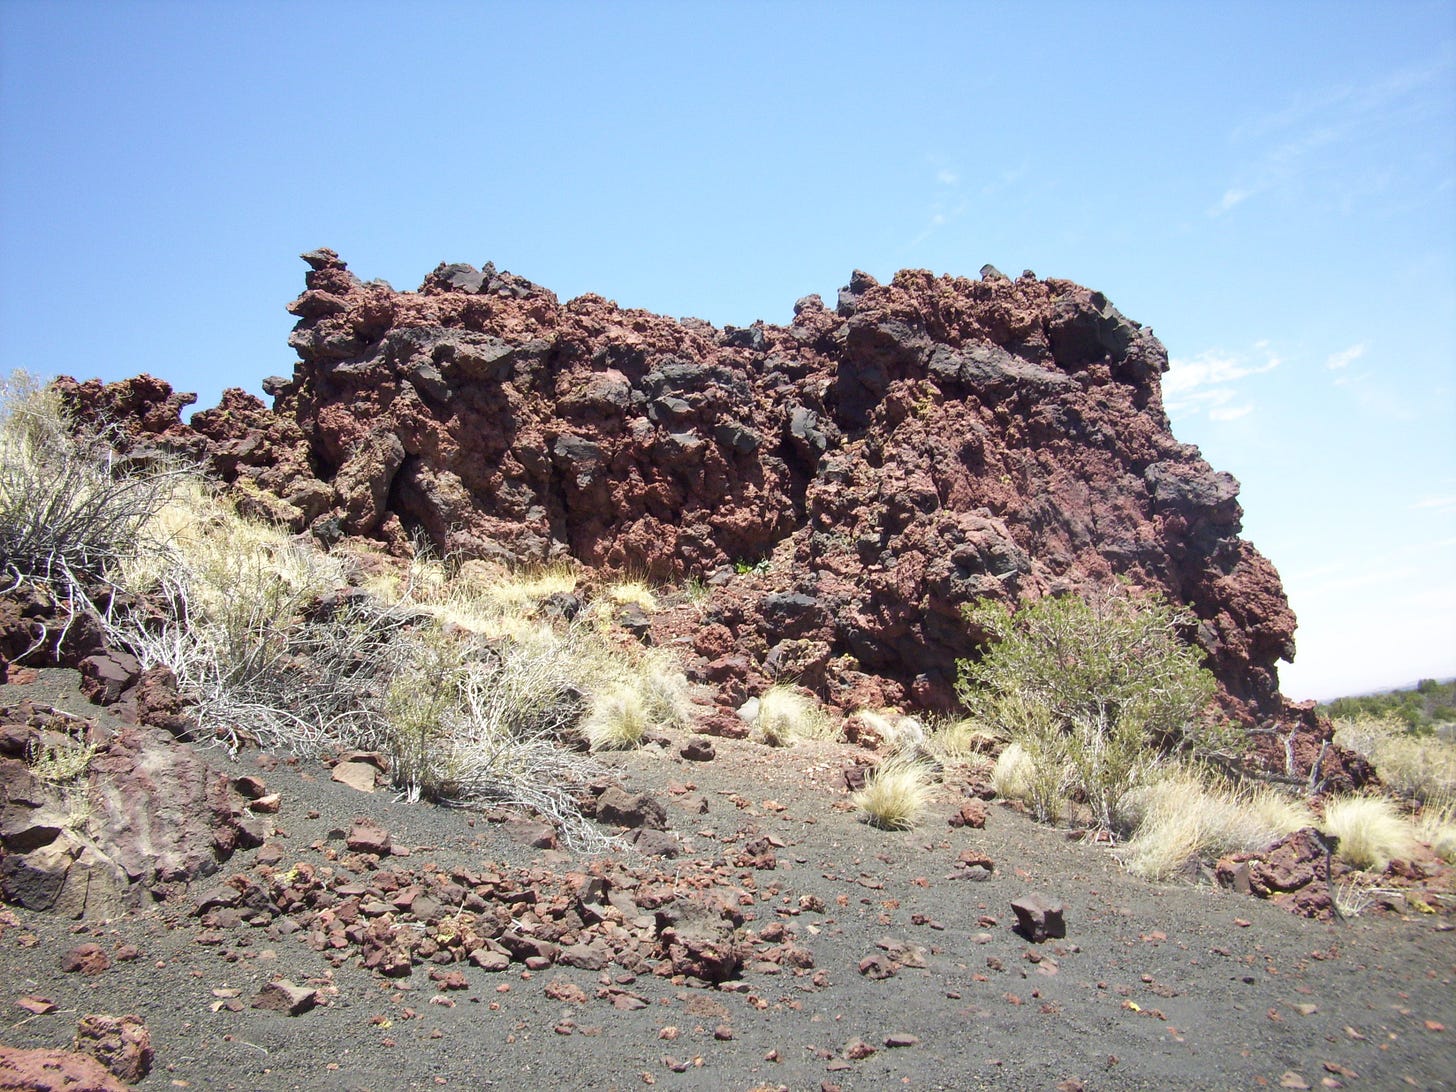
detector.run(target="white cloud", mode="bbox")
[1325,342,1368,370]
[935,168,959,186]
[1412,494,1456,512]
[1211,187,1251,215]
[1210,56,1453,218]
[1209,404,1253,422]
[1163,343,1282,420]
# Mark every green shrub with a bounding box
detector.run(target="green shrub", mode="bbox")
[956,586,1220,832]
[1321,678,1456,735]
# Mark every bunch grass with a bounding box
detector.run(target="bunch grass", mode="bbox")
[1115,767,1313,880]
[852,757,934,830]
[754,685,838,746]
[1321,795,1415,872]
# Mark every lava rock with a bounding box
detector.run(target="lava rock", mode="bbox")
[1011,894,1067,942]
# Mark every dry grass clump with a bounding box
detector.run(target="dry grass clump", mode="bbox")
[1332,714,1456,802]
[379,555,579,641]
[1415,797,1456,863]
[991,741,1036,802]
[107,482,387,752]
[1321,794,1416,872]
[754,685,838,746]
[636,647,695,730]
[0,372,181,615]
[121,478,345,617]
[583,683,651,751]
[605,579,658,612]
[925,715,1002,761]
[990,733,1069,824]
[852,757,934,830]
[1116,768,1314,880]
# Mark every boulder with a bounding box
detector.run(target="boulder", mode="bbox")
[0,1046,128,1092]
[1011,893,1067,942]
[58,253,1318,734]
[72,1014,152,1082]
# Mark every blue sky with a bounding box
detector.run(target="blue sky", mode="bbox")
[2,1,1452,700]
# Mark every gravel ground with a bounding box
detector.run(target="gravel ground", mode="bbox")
[2,672,1454,1091]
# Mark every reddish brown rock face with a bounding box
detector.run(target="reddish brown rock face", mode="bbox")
[57,250,1301,721]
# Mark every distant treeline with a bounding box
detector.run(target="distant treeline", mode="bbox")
[1320,678,1456,733]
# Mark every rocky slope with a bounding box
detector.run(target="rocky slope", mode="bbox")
[59,252,1297,727]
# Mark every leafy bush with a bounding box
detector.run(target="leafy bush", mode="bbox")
[956,587,1220,832]
[1321,678,1456,735]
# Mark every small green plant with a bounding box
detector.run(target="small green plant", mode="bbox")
[957,586,1220,833]
[681,577,711,605]
[733,557,770,576]
[26,733,98,786]
[25,732,98,831]
[852,757,933,830]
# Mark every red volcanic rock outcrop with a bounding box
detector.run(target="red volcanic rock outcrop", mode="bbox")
[58,251,1301,720]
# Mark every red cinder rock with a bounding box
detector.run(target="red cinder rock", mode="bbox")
[654,897,744,983]
[73,1014,152,1082]
[950,801,989,829]
[1011,893,1067,942]
[679,737,716,762]
[78,651,141,707]
[345,817,392,856]
[595,787,667,831]
[60,945,110,976]
[0,1045,129,1091]
[58,255,1329,735]
[251,980,318,1015]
